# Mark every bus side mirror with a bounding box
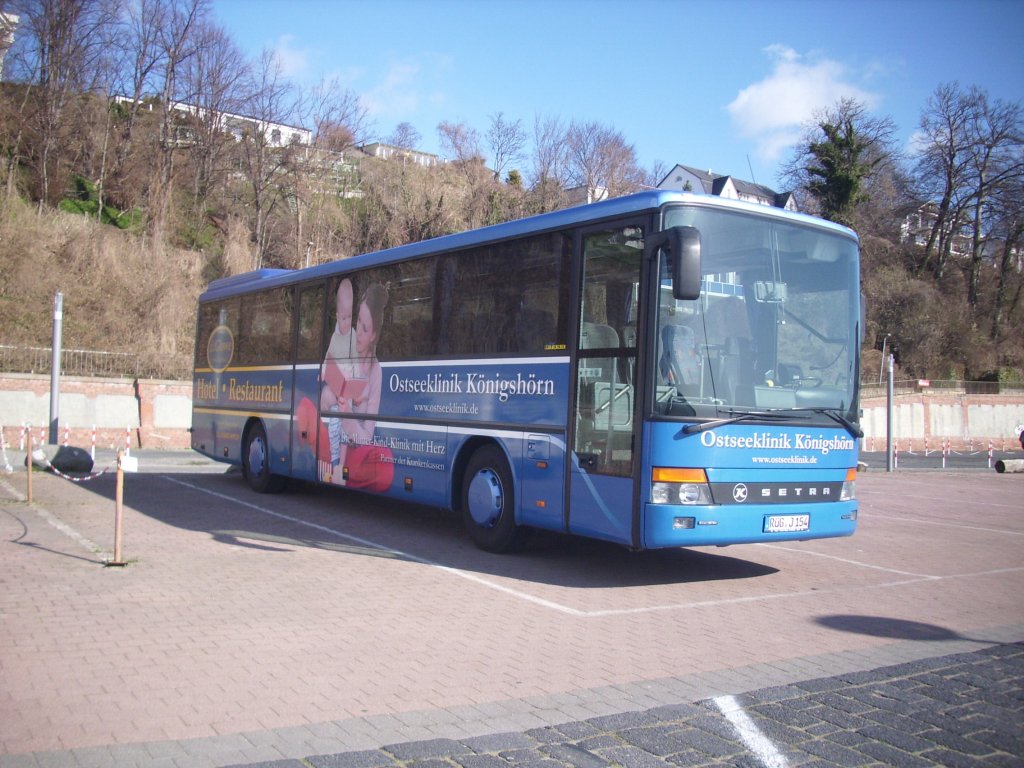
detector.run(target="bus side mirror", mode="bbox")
[651,226,701,300]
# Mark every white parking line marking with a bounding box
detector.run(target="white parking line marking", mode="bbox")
[164,477,587,615]
[759,543,1024,581]
[164,477,1020,619]
[858,512,1024,535]
[714,694,789,768]
[1,477,105,556]
[756,543,937,577]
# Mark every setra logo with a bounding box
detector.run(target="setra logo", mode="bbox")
[207,325,234,373]
[732,483,749,503]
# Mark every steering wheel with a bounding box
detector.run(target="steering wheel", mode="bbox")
[792,376,823,388]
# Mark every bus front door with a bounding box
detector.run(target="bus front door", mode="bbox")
[568,224,643,546]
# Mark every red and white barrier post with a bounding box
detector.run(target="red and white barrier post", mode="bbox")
[25,426,33,503]
[0,426,12,474]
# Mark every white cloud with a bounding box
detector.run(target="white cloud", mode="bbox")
[273,34,311,79]
[727,45,879,162]
[905,129,928,157]
[360,54,452,126]
[361,59,424,117]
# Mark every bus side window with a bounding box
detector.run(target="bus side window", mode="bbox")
[372,260,435,361]
[296,284,324,362]
[237,287,292,364]
[196,299,238,366]
[512,306,555,352]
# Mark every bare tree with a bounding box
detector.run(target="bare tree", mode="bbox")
[352,158,454,253]
[438,120,481,165]
[528,113,568,212]
[988,177,1024,345]
[182,19,247,200]
[564,119,644,201]
[387,121,420,149]
[150,0,207,237]
[913,83,985,279]
[963,94,1024,309]
[106,0,166,192]
[486,111,525,181]
[304,76,370,153]
[294,77,369,265]
[6,0,118,207]
[236,46,301,267]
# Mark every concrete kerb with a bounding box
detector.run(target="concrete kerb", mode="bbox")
[0,447,225,475]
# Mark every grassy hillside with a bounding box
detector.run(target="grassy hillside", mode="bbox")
[0,198,205,379]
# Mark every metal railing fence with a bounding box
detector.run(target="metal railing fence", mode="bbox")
[3,344,1023,392]
[0,344,141,379]
[860,378,1024,399]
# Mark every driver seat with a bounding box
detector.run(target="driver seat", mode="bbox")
[720,336,756,405]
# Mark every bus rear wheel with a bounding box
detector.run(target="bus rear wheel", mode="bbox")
[461,445,527,553]
[242,422,287,493]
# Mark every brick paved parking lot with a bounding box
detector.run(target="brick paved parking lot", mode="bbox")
[0,455,1022,767]
[226,643,1024,768]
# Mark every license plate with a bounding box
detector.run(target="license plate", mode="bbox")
[765,514,810,533]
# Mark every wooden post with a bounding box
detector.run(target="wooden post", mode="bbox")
[108,450,127,567]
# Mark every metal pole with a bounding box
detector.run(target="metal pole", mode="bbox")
[886,353,894,472]
[48,292,63,445]
[878,334,888,385]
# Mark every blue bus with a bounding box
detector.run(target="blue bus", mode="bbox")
[192,190,861,552]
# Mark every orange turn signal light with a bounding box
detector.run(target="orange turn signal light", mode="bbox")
[652,467,708,483]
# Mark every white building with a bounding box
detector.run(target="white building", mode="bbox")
[0,13,18,79]
[113,96,312,148]
[657,164,795,210]
[900,202,972,257]
[358,142,441,168]
[172,101,311,147]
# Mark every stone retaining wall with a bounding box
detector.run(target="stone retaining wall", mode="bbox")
[2,374,1022,454]
[0,373,192,450]
[860,391,1024,451]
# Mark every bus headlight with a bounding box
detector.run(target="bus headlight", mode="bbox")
[652,468,712,505]
[652,482,674,504]
[840,467,857,501]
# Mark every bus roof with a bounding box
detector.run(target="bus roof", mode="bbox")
[200,190,857,302]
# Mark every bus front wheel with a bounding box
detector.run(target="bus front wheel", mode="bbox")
[242,422,286,493]
[461,445,527,553]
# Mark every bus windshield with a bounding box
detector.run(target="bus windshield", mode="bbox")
[654,205,859,425]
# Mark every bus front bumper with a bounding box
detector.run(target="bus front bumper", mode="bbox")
[642,501,858,549]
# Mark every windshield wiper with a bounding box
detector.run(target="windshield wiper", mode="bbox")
[680,407,863,439]
[811,408,863,438]
[680,410,790,435]
[776,407,864,439]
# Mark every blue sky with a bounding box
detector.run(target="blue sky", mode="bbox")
[211,0,1024,189]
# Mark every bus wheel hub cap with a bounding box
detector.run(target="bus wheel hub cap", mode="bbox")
[467,469,502,527]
